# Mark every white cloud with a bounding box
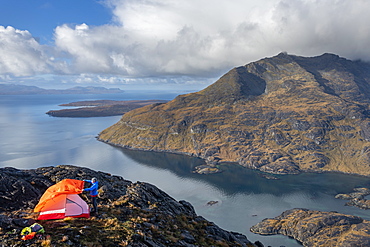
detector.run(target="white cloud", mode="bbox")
[264,0,370,58]
[0,26,52,76]
[54,0,370,78]
[2,0,370,87]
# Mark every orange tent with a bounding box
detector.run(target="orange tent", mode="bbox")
[34,179,90,220]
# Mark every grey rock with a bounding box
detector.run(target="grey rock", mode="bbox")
[12,218,36,227]
[338,125,355,131]
[190,124,207,134]
[289,119,311,131]
[180,231,196,243]
[251,208,369,247]
[0,215,12,230]
[360,122,370,141]
[335,187,370,209]
[0,165,259,246]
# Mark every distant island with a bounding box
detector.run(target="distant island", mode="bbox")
[0,84,124,95]
[46,100,167,117]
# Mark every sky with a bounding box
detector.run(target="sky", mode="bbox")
[1,0,370,90]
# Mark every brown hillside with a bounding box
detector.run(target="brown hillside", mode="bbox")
[98,53,370,176]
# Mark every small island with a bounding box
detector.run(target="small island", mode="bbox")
[46,100,168,117]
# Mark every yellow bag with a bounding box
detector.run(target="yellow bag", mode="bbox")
[21,227,32,236]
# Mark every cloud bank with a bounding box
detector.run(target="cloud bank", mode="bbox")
[1,0,370,86]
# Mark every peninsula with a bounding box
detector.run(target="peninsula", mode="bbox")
[46,100,167,117]
[98,53,370,176]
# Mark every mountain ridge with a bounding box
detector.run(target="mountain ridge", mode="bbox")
[0,84,124,95]
[98,53,370,176]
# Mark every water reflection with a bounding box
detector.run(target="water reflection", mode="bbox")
[115,146,370,197]
[112,145,370,247]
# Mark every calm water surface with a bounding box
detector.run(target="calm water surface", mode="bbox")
[1,92,370,247]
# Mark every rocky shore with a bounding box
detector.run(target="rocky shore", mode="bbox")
[0,165,260,246]
[335,187,370,209]
[250,208,370,247]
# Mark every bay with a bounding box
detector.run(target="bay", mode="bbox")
[1,92,370,247]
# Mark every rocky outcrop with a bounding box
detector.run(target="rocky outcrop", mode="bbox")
[0,165,259,247]
[336,187,370,209]
[98,53,370,176]
[250,208,370,247]
[192,164,221,174]
[0,165,132,212]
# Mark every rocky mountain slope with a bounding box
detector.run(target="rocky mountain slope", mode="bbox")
[0,165,259,246]
[98,53,370,176]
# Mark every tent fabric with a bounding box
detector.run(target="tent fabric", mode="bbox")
[34,179,84,212]
[34,179,89,220]
[37,194,89,220]
[65,194,89,217]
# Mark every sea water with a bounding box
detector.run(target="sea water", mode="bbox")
[1,92,370,247]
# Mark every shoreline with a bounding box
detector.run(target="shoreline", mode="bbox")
[46,99,167,117]
[97,137,370,178]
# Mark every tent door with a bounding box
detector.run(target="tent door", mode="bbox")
[65,195,84,217]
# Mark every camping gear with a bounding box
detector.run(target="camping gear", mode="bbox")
[21,232,36,240]
[21,223,45,240]
[34,179,90,220]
